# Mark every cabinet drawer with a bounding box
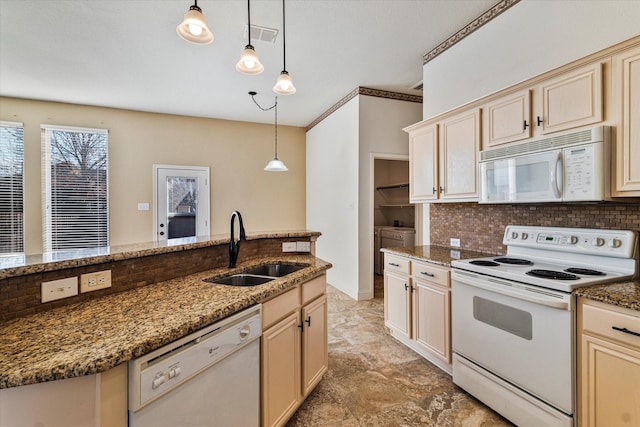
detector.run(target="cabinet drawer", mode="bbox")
[263,287,299,330]
[412,261,450,287]
[384,254,410,275]
[301,275,326,305]
[582,303,640,350]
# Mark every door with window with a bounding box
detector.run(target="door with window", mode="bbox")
[154,165,210,242]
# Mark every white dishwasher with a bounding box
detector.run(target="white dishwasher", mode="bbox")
[128,305,262,427]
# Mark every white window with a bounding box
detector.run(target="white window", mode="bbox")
[0,121,24,255]
[41,125,109,252]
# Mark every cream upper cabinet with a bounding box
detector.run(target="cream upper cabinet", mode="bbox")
[406,109,479,203]
[612,45,640,196]
[482,89,532,148]
[439,109,480,200]
[578,298,640,427]
[534,62,603,135]
[409,123,438,202]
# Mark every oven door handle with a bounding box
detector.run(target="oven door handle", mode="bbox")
[453,271,570,310]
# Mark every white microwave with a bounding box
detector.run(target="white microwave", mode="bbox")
[479,126,611,203]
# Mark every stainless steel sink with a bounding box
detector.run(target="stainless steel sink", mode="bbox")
[205,274,274,287]
[204,263,307,286]
[243,263,305,277]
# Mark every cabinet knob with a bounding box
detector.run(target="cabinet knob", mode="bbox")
[439,186,444,194]
[305,316,311,327]
[404,283,409,291]
[537,116,543,126]
[523,120,529,130]
[432,187,436,194]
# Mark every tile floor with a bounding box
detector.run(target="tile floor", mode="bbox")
[285,278,513,426]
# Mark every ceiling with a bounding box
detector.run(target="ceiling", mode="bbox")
[0,0,498,127]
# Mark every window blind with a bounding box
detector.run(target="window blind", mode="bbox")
[41,125,109,252]
[0,121,24,255]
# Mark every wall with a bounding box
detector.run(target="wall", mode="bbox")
[306,94,421,300]
[420,0,640,244]
[358,96,422,299]
[430,203,640,255]
[306,97,360,299]
[0,97,307,254]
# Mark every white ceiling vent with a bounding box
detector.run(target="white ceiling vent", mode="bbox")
[244,25,279,44]
[410,80,423,91]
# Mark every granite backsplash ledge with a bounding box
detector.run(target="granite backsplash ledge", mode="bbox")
[430,203,640,255]
[0,232,319,322]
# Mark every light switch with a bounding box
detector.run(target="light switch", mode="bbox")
[296,242,311,252]
[42,277,78,303]
[138,203,150,211]
[282,242,297,252]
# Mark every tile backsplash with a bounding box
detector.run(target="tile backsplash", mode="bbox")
[430,203,640,255]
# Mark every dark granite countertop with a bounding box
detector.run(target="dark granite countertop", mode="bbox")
[381,245,495,268]
[574,279,640,312]
[0,255,331,389]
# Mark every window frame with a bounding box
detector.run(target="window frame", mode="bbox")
[0,121,25,256]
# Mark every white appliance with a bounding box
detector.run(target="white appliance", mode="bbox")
[451,226,638,427]
[379,227,415,275]
[374,226,392,275]
[479,126,611,203]
[128,305,262,427]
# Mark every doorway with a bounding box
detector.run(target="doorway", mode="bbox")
[153,165,210,242]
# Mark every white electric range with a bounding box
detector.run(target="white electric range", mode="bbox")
[451,225,638,427]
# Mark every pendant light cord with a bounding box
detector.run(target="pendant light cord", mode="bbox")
[247,0,252,46]
[282,0,286,71]
[249,93,279,157]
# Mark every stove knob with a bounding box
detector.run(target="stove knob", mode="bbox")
[591,237,605,247]
[570,236,578,245]
[607,238,622,248]
[521,232,528,240]
[511,232,519,240]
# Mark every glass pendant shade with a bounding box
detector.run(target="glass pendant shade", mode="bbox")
[264,157,288,171]
[176,5,213,45]
[273,71,296,95]
[236,45,264,75]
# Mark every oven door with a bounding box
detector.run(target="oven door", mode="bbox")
[451,269,574,415]
[479,149,563,203]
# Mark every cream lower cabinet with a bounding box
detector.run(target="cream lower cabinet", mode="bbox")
[0,363,127,427]
[578,298,640,427]
[261,274,328,427]
[383,253,452,373]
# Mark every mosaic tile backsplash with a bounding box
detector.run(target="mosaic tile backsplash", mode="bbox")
[430,203,640,255]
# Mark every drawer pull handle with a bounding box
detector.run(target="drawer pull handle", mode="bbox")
[420,272,435,277]
[305,316,312,327]
[389,263,400,267]
[612,326,640,337]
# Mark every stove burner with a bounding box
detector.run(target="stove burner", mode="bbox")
[469,260,500,267]
[565,268,606,276]
[494,257,534,266]
[526,269,580,280]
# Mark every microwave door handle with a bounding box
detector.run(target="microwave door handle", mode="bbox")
[551,152,562,199]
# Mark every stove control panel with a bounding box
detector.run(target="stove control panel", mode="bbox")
[503,226,638,258]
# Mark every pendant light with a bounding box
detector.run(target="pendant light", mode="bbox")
[236,0,264,75]
[176,0,213,45]
[249,92,288,172]
[273,0,296,95]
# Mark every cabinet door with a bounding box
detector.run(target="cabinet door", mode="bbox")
[580,334,640,427]
[439,109,480,199]
[409,123,438,202]
[301,295,328,397]
[384,271,411,339]
[613,46,640,195]
[262,311,301,427]
[482,89,531,148]
[413,280,451,363]
[537,62,603,135]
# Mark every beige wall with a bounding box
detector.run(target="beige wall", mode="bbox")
[1,97,307,254]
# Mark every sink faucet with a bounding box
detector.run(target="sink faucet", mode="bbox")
[229,211,246,268]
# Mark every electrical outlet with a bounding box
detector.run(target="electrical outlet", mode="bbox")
[296,241,311,252]
[282,242,297,252]
[450,238,461,248]
[42,277,78,303]
[80,270,112,293]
